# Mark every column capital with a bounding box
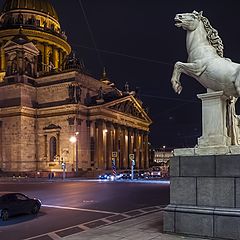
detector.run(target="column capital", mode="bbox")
[127,126,134,132]
[86,120,92,127]
[95,119,104,127]
[133,128,139,134]
[105,121,112,128]
[113,123,119,129]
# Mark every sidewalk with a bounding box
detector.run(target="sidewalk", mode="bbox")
[61,211,206,240]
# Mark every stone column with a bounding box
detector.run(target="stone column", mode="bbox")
[144,132,149,169]
[139,131,143,169]
[120,126,125,169]
[43,43,48,72]
[102,121,107,170]
[53,46,59,69]
[1,46,5,71]
[197,90,230,154]
[105,122,112,170]
[114,124,120,169]
[94,121,99,169]
[140,131,147,168]
[133,129,138,169]
[56,132,60,156]
[135,129,140,169]
[85,120,91,169]
[97,120,104,170]
[59,48,63,70]
[127,127,133,168]
[89,120,96,169]
[122,126,128,169]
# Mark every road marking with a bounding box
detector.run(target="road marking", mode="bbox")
[48,232,61,240]
[24,206,164,240]
[42,204,118,215]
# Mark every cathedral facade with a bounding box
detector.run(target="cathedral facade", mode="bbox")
[0,0,152,176]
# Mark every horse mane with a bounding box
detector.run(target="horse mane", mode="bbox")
[201,16,224,57]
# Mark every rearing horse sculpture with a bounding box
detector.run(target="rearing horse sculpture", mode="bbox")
[171,10,240,145]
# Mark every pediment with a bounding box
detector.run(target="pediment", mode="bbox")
[105,96,151,123]
[3,40,19,49]
[3,40,39,55]
[43,124,61,130]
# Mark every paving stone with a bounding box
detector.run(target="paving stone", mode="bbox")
[56,226,83,237]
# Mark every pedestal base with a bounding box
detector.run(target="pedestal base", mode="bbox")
[164,154,240,239]
[164,205,240,239]
[197,91,231,148]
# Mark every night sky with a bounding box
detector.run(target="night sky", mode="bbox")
[1,0,240,149]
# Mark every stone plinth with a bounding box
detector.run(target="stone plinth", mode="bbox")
[197,91,230,148]
[164,154,240,239]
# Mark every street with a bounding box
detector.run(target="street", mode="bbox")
[0,180,170,240]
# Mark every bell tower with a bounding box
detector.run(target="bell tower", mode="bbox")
[3,29,39,83]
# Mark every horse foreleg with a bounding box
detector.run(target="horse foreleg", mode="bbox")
[171,61,184,94]
[171,61,206,94]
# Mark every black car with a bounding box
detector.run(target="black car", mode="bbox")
[0,193,41,221]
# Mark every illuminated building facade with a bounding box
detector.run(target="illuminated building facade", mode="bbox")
[0,0,152,176]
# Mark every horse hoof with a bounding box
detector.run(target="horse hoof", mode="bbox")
[177,87,182,94]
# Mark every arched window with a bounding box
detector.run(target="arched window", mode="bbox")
[26,62,32,76]
[11,61,17,74]
[49,136,57,162]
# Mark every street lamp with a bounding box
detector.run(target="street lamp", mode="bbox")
[69,132,79,176]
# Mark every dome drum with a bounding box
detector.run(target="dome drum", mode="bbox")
[0,0,71,75]
[2,0,59,21]
[0,10,66,41]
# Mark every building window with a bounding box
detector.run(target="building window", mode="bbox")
[26,62,32,76]
[49,136,57,162]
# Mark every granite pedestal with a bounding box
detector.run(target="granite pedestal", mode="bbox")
[164,154,240,240]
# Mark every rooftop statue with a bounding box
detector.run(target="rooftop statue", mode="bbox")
[171,10,240,145]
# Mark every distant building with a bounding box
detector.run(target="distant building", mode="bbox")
[0,0,152,176]
[153,148,173,165]
[152,147,172,178]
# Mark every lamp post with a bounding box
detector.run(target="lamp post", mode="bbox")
[162,145,166,164]
[69,132,79,176]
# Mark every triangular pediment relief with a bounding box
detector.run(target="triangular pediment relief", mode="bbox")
[105,96,152,123]
[3,40,19,49]
[3,40,39,54]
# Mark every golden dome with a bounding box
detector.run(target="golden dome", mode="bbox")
[2,0,58,21]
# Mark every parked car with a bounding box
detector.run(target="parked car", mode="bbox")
[0,193,41,221]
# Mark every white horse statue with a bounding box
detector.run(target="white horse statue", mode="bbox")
[171,10,240,145]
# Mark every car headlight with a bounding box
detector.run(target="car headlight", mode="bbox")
[110,176,115,181]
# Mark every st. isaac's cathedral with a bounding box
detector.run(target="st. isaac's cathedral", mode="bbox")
[0,0,152,176]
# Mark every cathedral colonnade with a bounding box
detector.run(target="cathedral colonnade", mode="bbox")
[89,119,149,172]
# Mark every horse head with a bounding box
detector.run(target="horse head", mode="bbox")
[175,10,203,31]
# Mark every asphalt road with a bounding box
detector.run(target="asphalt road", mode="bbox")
[0,180,170,240]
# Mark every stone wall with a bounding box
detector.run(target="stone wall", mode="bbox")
[1,115,36,172]
[164,154,240,239]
